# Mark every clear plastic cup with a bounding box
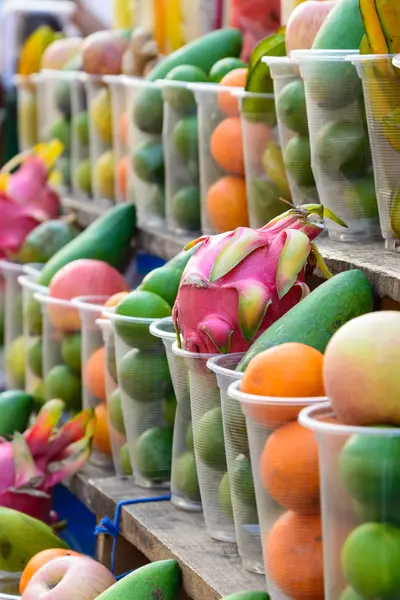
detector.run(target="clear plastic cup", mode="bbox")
[161,81,201,235]
[111,313,174,489]
[208,355,264,574]
[36,69,74,194]
[124,77,165,228]
[70,72,90,201]
[294,49,380,242]
[14,74,39,151]
[265,56,319,206]
[104,75,129,204]
[350,54,400,251]
[150,318,201,512]
[19,274,48,403]
[84,74,115,209]
[299,402,400,600]
[191,82,252,235]
[228,379,328,598]
[73,296,114,467]
[35,293,82,415]
[0,261,26,389]
[238,90,288,229]
[97,317,131,478]
[172,341,236,542]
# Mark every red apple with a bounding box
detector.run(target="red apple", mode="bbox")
[286,1,338,55]
[22,556,116,600]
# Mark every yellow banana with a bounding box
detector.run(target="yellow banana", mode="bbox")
[359,0,389,55]
[375,0,400,53]
[17,26,59,76]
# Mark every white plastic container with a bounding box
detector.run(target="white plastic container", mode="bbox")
[300,401,400,600]
[208,355,264,574]
[84,75,115,209]
[294,49,380,242]
[70,71,91,201]
[161,81,201,234]
[14,74,39,152]
[150,317,201,512]
[104,75,129,204]
[229,379,327,598]
[172,342,236,542]
[266,56,319,205]
[124,77,165,228]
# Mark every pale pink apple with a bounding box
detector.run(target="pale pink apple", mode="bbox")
[22,556,116,600]
[286,1,338,55]
[41,38,83,70]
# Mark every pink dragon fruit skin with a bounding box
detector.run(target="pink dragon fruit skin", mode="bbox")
[0,400,95,523]
[173,203,345,354]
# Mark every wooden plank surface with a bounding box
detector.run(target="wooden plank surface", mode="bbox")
[66,466,265,600]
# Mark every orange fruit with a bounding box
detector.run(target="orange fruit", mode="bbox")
[117,155,129,199]
[85,346,106,402]
[244,121,273,166]
[101,291,130,318]
[20,549,82,594]
[206,176,248,233]
[119,111,128,147]
[260,421,320,513]
[266,511,324,600]
[210,117,245,175]
[93,403,112,455]
[218,68,248,117]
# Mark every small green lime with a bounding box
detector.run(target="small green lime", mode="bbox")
[55,79,71,117]
[174,452,200,501]
[134,86,164,135]
[73,111,89,146]
[195,407,226,471]
[219,472,233,519]
[48,117,71,154]
[115,291,171,348]
[28,338,43,378]
[315,120,369,178]
[45,365,81,411]
[171,186,201,232]
[139,266,182,307]
[5,335,26,388]
[134,426,173,482]
[118,350,172,402]
[209,57,247,83]
[74,159,92,195]
[61,333,82,375]
[277,79,308,135]
[164,65,208,114]
[163,393,177,428]
[231,454,256,508]
[32,379,46,405]
[222,397,249,456]
[132,140,164,184]
[186,423,194,451]
[25,297,43,336]
[118,443,133,476]
[345,177,379,220]
[172,116,198,160]
[284,135,315,188]
[108,388,125,435]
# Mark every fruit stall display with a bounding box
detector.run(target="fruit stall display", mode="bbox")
[70,73,91,200]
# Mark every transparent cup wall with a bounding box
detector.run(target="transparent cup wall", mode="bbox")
[105,76,129,204]
[239,91,289,229]
[192,83,249,235]
[84,75,115,209]
[112,314,174,489]
[0,260,25,389]
[267,57,319,205]
[71,73,91,201]
[36,70,73,195]
[353,55,400,251]
[161,81,201,235]
[14,74,39,152]
[97,318,130,477]
[37,294,82,416]
[300,402,400,600]
[208,355,264,574]
[150,318,201,512]
[296,50,380,242]
[173,342,236,542]
[125,78,165,228]
[229,380,326,599]
[20,275,48,403]
[74,297,114,468]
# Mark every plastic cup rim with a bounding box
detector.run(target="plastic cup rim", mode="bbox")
[207,353,245,377]
[17,275,48,294]
[299,401,400,436]
[71,295,111,314]
[22,263,44,277]
[34,292,74,309]
[347,53,395,63]
[109,311,160,326]
[263,56,294,67]
[121,76,160,89]
[0,259,25,274]
[171,339,218,360]
[232,89,274,100]
[96,317,112,329]
[103,74,123,85]
[227,379,328,406]
[291,49,360,62]
[149,316,176,340]
[38,69,78,81]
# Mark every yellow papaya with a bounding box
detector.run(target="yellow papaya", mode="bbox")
[359,0,389,55]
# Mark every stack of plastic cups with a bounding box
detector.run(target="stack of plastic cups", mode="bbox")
[351,53,400,251]
[97,316,131,477]
[73,296,114,467]
[111,313,175,488]
[238,90,289,229]
[150,317,201,511]
[300,402,400,600]
[35,293,82,416]
[172,342,236,542]
[105,75,129,204]
[84,74,115,209]
[14,74,39,152]
[208,355,264,574]
[71,71,91,201]
[294,49,380,242]
[19,272,48,403]
[228,379,327,598]
[191,83,251,235]
[124,77,165,228]
[0,261,27,389]
[266,56,319,205]
[161,81,201,235]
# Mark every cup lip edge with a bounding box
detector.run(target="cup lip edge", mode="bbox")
[0,259,25,274]
[71,295,111,313]
[171,339,218,359]
[18,275,48,293]
[227,379,328,406]
[34,292,74,308]
[207,353,246,377]
[149,316,176,340]
[109,311,161,325]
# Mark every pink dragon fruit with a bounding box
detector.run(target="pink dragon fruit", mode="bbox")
[173,202,345,354]
[0,400,95,523]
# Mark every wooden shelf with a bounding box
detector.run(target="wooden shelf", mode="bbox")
[66,466,265,600]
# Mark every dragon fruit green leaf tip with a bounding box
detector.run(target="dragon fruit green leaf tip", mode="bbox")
[172,201,347,354]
